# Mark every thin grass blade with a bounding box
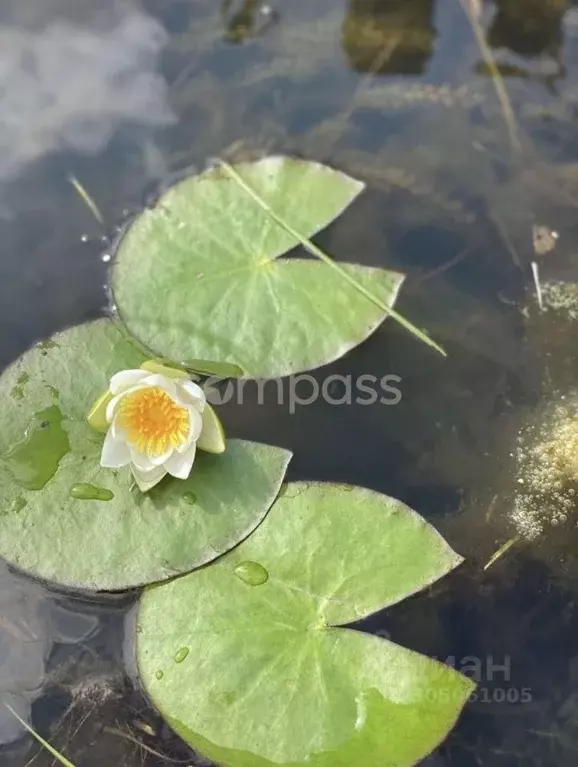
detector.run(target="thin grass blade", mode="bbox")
[68,174,105,225]
[220,160,445,356]
[4,704,76,767]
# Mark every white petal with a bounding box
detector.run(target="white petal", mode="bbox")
[189,407,204,441]
[176,408,203,453]
[130,448,155,472]
[147,446,175,466]
[110,419,127,441]
[131,464,167,492]
[164,443,196,479]
[141,374,177,396]
[109,369,149,395]
[176,380,206,411]
[100,430,131,468]
[106,392,125,423]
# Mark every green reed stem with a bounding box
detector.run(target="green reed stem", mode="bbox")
[4,704,76,767]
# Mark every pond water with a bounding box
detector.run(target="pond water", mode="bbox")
[2,0,578,764]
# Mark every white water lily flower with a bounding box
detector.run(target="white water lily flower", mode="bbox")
[98,368,223,492]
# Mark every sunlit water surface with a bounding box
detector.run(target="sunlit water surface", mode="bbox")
[3,0,578,764]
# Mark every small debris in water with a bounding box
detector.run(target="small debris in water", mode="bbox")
[512,397,578,539]
[531,261,543,310]
[532,224,559,257]
[155,670,164,680]
[68,174,104,225]
[181,491,196,505]
[101,253,111,263]
[133,720,156,737]
[541,281,578,319]
[353,82,483,110]
[483,535,520,571]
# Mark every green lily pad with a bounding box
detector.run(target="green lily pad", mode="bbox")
[0,319,291,590]
[112,157,405,378]
[137,482,474,767]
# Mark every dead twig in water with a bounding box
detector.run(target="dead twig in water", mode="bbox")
[104,724,194,763]
[531,261,543,310]
[68,174,104,225]
[458,0,521,153]
[4,704,76,767]
[483,534,521,571]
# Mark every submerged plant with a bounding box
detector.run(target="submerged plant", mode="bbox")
[4,704,75,767]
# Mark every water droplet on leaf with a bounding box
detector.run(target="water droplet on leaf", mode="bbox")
[70,483,114,501]
[234,561,269,586]
[3,406,69,490]
[174,647,189,664]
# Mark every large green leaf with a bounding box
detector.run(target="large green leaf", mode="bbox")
[0,320,291,590]
[137,482,474,767]
[112,157,405,378]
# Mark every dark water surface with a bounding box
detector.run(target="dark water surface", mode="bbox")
[3,0,578,764]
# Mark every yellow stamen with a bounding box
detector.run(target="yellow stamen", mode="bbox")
[116,387,189,456]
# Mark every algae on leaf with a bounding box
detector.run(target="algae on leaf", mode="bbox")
[0,320,291,590]
[112,157,406,378]
[137,482,474,767]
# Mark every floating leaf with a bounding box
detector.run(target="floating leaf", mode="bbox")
[220,160,444,355]
[137,482,474,767]
[0,320,291,590]
[112,157,406,378]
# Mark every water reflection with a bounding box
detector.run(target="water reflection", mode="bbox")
[0,0,171,182]
[342,0,436,74]
[488,0,567,59]
[0,562,99,746]
[221,0,278,43]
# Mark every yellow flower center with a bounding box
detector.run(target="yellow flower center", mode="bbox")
[116,386,190,456]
